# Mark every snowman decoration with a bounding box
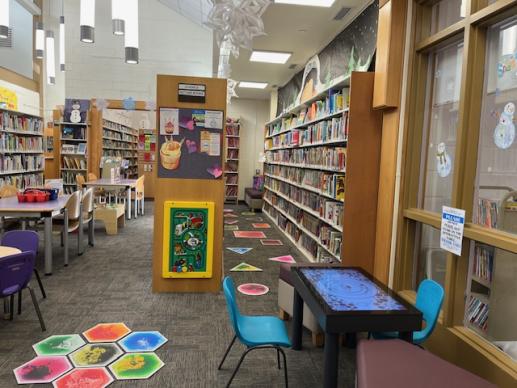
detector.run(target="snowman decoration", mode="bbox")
[69,100,82,123]
[494,102,515,149]
[436,142,452,178]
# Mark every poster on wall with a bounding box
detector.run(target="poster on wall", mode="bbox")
[158,107,223,179]
[0,86,18,111]
[64,99,90,123]
[162,201,214,279]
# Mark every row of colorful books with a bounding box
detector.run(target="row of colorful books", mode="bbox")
[472,244,494,283]
[103,140,136,150]
[103,150,134,158]
[466,296,489,332]
[225,120,240,136]
[61,171,85,185]
[225,185,238,198]
[320,226,342,257]
[227,149,239,159]
[0,111,43,133]
[103,120,137,136]
[102,129,136,143]
[225,174,238,184]
[225,161,238,172]
[0,134,43,152]
[0,172,44,189]
[266,147,346,170]
[266,88,349,138]
[477,198,499,229]
[299,115,347,146]
[0,155,44,173]
[227,137,239,148]
[62,156,87,170]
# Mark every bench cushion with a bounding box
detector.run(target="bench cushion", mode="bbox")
[357,339,496,388]
[245,188,263,199]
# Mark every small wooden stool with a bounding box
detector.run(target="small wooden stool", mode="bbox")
[94,204,125,235]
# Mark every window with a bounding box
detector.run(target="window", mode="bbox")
[466,241,517,361]
[415,224,447,287]
[420,43,463,213]
[475,17,517,235]
[431,0,466,34]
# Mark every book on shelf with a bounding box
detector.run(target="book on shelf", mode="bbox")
[466,295,489,332]
[61,126,85,140]
[62,156,87,170]
[266,146,346,170]
[472,244,494,283]
[0,172,43,189]
[0,155,44,173]
[0,133,43,152]
[477,198,498,228]
[0,111,43,134]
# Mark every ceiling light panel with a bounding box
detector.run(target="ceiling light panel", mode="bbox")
[239,81,268,89]
[274,0,335,7]
[250,50,291,64]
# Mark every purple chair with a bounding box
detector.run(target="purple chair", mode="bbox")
[0,251,46,331]
[1,230,46,311]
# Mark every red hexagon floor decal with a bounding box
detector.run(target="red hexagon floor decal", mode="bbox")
[82,323,131,343]
[52,367,114,388]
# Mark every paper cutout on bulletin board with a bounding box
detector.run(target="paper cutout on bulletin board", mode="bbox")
[123,97,136,110]
[64,99,89,123]
[493,102,515,149]
[435,142,452,178]
[158,108,223,179]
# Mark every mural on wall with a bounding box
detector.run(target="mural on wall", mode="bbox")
[276,1,378,116]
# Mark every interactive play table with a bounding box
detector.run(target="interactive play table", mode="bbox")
[290,264,422,388]
[84,179,137,220]
[0,195,70,275]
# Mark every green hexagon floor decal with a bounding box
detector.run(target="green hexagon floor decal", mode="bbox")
[33,335,85,356]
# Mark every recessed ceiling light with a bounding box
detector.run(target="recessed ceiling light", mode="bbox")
[250,50,292,64]
[274,0,335,7]
[239,81,268,89]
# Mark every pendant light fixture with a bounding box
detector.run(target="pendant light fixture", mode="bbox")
[35,22,45,58]
[80,0,95,43]
[111,0,125,35]
[45,30,56,85]
[124,0,139,64]
[0,0,9,39]
[59,16,65,71]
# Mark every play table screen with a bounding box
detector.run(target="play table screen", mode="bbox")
[299,268,405,312]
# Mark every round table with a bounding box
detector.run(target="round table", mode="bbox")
[0,246,21,258]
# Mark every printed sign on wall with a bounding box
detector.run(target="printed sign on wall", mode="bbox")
[158,107,223,179]
[440,206,466,256]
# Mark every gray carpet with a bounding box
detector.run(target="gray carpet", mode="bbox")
[0,202,355,387]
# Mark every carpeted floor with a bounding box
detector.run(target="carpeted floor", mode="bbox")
[0,202,355,388]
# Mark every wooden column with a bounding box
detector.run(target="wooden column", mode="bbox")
[372,0,408,284]
[152,75,226,293]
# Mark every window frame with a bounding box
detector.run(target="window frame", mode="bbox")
[395,0,517,368]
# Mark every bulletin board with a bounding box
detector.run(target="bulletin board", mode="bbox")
[162,201,214,279]
[158,108,223,179]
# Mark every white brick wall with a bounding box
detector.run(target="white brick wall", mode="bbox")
[48,0,212,104]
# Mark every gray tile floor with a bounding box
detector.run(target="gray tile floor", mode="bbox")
[0,202,355,387]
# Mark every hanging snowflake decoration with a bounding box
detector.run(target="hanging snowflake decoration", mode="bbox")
[227,79,238,104]
[95,98,109,112]
[145,100,156,111]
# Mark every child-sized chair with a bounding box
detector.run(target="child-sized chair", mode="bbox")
[219,276,290,387]
[371,279,444,345]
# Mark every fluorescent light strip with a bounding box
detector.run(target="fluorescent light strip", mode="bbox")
[239,81,268,89]
[274,0,335,7]
[250,50,291,64]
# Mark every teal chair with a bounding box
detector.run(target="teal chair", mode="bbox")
[372,279,444,345]
[219,276,291,387]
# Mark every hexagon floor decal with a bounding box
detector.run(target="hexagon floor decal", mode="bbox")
[82,323,131,343]
[13,356,72,384]
[109,353,164,380]
[69,343,123,368]
[53,367,114,388]
[33,334,85,356]
[118,331,168,352]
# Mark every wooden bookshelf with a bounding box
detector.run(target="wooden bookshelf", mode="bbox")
[0,108,45,189]
[102,118,138,178]
[224,118,240,204]
[56,120,89,194]
[262,72,382,272]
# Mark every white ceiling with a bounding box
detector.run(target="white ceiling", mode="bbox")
[161,0,372,100]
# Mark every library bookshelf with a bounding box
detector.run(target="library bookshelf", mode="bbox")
[102,118,138,178]
[262,72,382,271]
[0,108,45,189]
[57,120,89,194]
[224,118,240,204]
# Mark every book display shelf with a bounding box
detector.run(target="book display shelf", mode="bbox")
[102,118,138,178]
[0,108,45,189]
[224,118,240,203]
[57,119,89,194]
[263,72,382,267]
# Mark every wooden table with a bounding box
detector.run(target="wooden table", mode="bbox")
[290,264,422,388]
[84,179,137,220]
[0,195,70,275]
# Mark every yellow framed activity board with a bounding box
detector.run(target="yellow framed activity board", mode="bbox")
[162,201,214,278]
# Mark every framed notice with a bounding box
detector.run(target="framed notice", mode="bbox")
[162,201,214,279]
[158,107,223,179]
